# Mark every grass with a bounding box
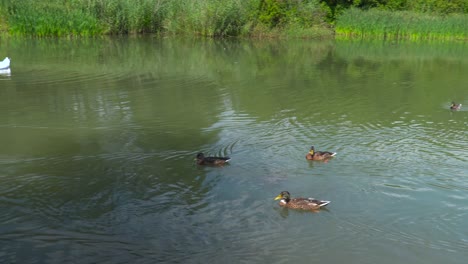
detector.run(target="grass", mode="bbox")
[336,8,468,41]
[1,0,332,38]
[6,0,101,36]
[161,0,252,37]
[2,1,467,40]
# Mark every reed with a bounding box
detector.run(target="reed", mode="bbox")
[1,0,332,37]
[3,0,254,36]
[83,0,167,34]
[161,0,253,37]
[0,5,6,33]
[336,8,468,41]
[6,0,101,36]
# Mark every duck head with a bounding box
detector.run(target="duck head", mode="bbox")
[274,191,291,204]
[308,146,315,155]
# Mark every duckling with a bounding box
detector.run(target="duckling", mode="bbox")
[274,191,330,211]
[305,146,336,161]
[195,152,230,166]
[450,102,462,110]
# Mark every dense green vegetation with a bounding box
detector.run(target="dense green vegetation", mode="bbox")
[1,0,331,37]
[336,8,468,40]
[1,0,468,39]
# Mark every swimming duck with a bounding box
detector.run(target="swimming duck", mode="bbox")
[305,146,336,161]
[195,152,230,165]
[274,191,330,211]
[0,57,10,70]
[450,102,462,110]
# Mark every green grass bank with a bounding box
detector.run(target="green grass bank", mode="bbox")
[1,0,468,40]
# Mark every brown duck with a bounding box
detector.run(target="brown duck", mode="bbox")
[195,152,230,165]
[305,146,336,161]
[274,191,330,211]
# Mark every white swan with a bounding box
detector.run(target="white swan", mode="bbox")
[0,57,11,70]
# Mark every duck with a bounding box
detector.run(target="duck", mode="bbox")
[274,191,330,211]
[0,57,10,70]
[195,152,230,166]
[450,102,462,110]
[305,146,336,161]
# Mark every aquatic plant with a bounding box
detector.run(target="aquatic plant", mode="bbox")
[6,0,101,36]
[162,0,252,37]
[336,8,468,41]
[1,0,331,38]
[2,0,467,40]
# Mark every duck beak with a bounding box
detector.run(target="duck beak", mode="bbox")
[274,194,283,200]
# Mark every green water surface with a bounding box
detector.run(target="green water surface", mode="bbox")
[0,37,467,263]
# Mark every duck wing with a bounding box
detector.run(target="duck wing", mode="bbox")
[203,156,231,164]
[205,156,230,162]
[290,197,330,209]
[317,151,336,157]
[306,198,331,207]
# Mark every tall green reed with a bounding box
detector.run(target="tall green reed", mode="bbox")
[6,0,101,36]
[83,0,167,34]
[1,0,331,38]
[336,8,468,41]
[161,0,248,37]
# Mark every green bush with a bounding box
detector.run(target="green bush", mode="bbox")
[256,0,326,28]
[405,0,468,14]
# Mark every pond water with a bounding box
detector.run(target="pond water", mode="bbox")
[0,36,467,263]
